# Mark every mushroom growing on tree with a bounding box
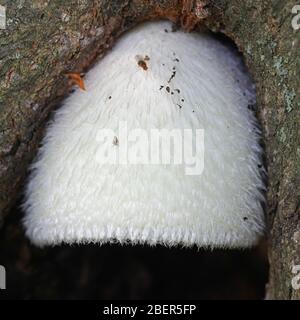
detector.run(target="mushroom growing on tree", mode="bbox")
[0,0,298,300]
[23,21,265,248]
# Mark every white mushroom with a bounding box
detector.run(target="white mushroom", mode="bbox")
[23,21,265,248]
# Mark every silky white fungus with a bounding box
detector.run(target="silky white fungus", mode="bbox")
[23,21,265,248]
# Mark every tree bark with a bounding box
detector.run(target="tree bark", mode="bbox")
[0,0,299,299]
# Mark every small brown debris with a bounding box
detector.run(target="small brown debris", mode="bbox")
[166,86,170,93]
[138,60,148,71]
[159,85,164,90]
[136,55,149,71]
[175,89,180,94]
[65,72,86,91]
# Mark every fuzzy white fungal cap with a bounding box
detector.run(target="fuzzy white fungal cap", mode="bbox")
[23,21,265,248]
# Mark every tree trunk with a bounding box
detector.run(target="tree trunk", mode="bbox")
[0,0,299,299]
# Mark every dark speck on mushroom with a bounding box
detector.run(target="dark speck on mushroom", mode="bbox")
[159,85,164,90]
[168,70,176,83]
[166,86,170,93]
[113,136,119,146]
[171,23,179,32]
[138,60,148,71]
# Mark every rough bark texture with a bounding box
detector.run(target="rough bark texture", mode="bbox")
[0,0,299,299]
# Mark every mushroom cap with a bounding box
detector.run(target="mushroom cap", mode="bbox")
[23,21,265,248]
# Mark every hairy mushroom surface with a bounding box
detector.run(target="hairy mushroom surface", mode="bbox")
[23,21,265,248]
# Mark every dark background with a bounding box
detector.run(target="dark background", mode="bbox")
[0,206,268,300]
